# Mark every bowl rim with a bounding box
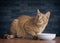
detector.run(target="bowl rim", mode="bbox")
[37,33,56,36]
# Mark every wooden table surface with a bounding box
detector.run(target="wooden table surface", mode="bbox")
[0,37,60,43]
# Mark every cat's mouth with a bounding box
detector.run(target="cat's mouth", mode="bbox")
[36,21,43,25]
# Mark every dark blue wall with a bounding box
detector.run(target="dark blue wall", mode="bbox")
[0,0,60,36]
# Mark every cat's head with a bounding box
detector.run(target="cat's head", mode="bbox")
[35,9,50,26]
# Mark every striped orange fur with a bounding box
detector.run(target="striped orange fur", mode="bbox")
[10,9,50,39]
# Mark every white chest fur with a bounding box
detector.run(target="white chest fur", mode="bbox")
[38,23,47,33]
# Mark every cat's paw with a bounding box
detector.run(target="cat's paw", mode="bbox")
[4,34,15,39]
[33,36,38,40]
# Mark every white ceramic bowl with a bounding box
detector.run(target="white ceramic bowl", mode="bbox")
[37,33,56,40]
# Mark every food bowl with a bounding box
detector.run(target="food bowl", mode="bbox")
[37,33,56,40]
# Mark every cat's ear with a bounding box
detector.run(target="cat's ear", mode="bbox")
[37,9,41,15]
[45,11,50,18]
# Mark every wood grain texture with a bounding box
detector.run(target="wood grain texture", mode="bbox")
[0,37,60,43]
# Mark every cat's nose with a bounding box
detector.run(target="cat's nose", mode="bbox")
[37,20,41,23]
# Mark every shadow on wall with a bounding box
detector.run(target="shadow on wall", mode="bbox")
[0,0,60,36]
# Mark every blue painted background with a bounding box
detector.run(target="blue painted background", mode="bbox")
[0,0,60,36]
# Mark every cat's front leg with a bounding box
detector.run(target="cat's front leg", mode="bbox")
[25,30,37,39]
[27,31,38,39]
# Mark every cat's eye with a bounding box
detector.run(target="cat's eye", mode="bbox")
[38,16,39,18]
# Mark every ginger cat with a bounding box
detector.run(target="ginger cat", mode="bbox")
[10,9,50,39]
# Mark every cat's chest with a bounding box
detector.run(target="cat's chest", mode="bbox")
[38,24,47,33]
